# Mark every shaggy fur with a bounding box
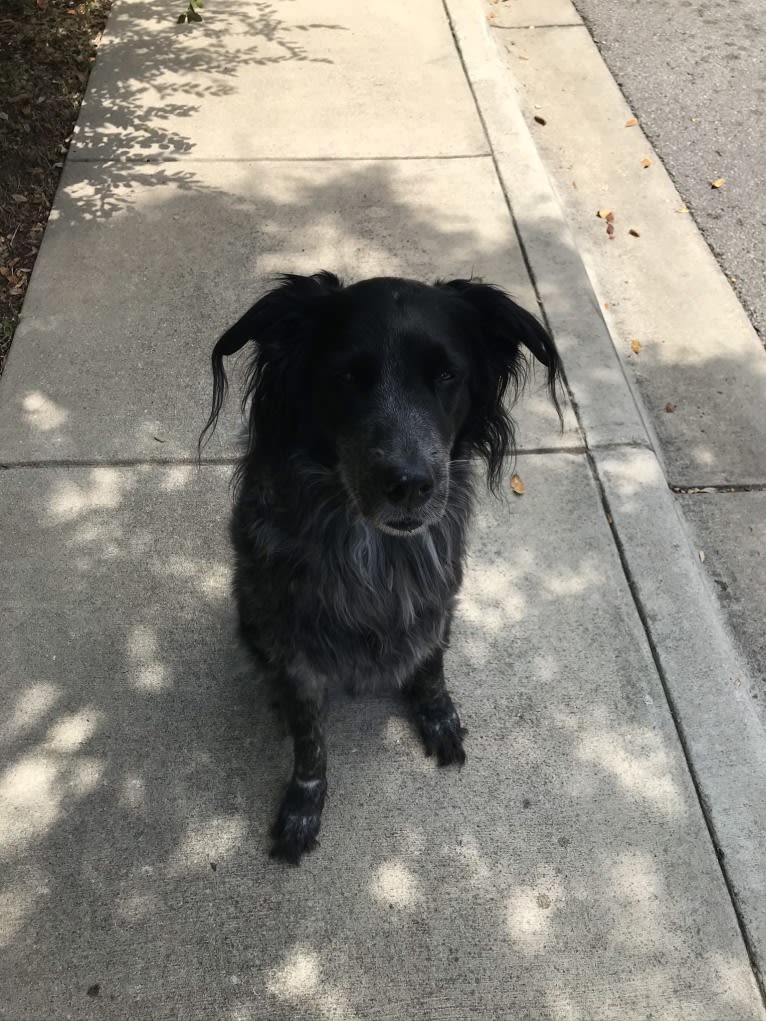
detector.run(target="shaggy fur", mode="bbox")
[200,272,561,862]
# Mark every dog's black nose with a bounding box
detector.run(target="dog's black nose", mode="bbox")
[382,466,434,510]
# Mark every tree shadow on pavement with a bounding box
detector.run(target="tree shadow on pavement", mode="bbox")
[0,36,761,1020]
[0,450,757,1019]
[69,0,344,167]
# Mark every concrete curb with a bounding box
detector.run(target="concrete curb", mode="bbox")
[490,14,766,488]
[444,0,766,996]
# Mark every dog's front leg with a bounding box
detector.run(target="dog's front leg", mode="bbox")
[404,648,466,766]
[271,677,328,864]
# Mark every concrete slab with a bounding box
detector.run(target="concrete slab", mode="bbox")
[0,456,762,1018]
[596,446,766,987]
[0,158,579,465]
[444,0,653,453]
[499,21,766,486]
[572,0,766,344]
[487,0,582,29]
[677,491,766,720]
[70,0,487,161]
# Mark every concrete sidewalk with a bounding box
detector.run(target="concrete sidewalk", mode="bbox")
[0,0,764,1017]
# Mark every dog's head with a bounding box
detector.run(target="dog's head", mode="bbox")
[200,273,561,536]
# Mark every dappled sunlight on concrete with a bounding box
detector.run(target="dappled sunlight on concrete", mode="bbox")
[452,831,493,884]
[0,708,105,858]
[543,558,602,597]
[0,401,760,1014]
[44,707,103,753]
[127,623,173,692]
[460,556,529,629]
[21,390,69,432]
[265,946,356,1020]
[0,683,61,744]
[382,714,411,752]
[506,877,565,952]
[165,814,249,877]
[607,850,669,946]
[160,464,197,492]
[47,466,129,523]
[575,724,686,817]
[372,860,423,909]
[160,554,231,601]
[595,449,662,514]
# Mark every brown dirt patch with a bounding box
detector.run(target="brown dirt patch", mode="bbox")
[0,0,112,374]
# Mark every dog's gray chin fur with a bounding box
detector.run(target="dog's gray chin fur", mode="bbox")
[376,519,430,538]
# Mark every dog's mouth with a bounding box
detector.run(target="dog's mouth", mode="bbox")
[378,515,427,536]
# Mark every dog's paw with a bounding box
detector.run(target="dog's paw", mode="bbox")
[270,778,327,864]
[415,704,467,767]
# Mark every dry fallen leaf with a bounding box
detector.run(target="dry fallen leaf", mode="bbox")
[629,228,640,237]
[606,224,615,236]
[665,402,677,413]
[518,54,529,60]
[625,117,638,128]
[12,194,27,203]
[711,177,725,189]
[534,115,546,126]
[572,180,577,189]
[676,206,689,214]
[597,209,613,219]
[641,158,651,168]
[510,473,525,495]
[699,550,705,562]
[630,339,642,354]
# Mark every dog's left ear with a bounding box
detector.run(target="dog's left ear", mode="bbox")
[438,279,562,487]
[438,278,560,381]
[198,271,342,455]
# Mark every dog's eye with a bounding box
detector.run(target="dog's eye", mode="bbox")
[436,369,456,384]
[337,370,355,385]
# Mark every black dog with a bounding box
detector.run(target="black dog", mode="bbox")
[200,272,560,863]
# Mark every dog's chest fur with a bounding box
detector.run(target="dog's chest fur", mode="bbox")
[232,462,471,690]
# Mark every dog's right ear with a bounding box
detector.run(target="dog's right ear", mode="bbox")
[198,271,342,455]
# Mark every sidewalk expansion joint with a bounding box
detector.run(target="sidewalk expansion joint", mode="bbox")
[670,482,766,495]
[589,440,653,451]
[66,153,492,165]
[490,24,583,31]
[0,457,240,471]
[514,445,587,456]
